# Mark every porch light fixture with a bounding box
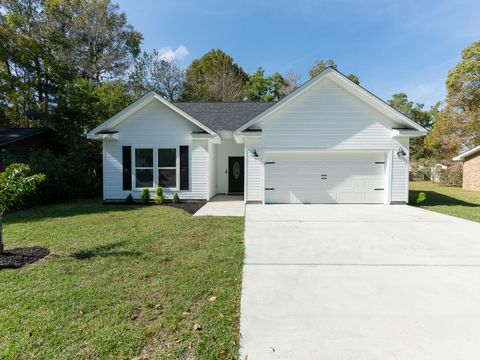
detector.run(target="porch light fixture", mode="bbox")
[397,147,407,157]
[252,149,259,158]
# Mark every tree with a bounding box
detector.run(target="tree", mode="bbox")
[29,79,135,203]
[309,59,337,78]
[129,50,185,101]
[388,93,435,159]
[183,49,248,101]
[281,69,301,96]
[46,0,143,83]
[244,67,287,101]
[0,0,142,126]
[308,58,360,84]
[425,105,463,160]
[346,73,360,85]
[0,163,45,254]
[444,40,480,147]
[426,40,480,158]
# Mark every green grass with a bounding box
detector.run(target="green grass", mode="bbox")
[0,200,244,359]
[409,181,480,222]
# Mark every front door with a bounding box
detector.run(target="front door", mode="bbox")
[228,157,244,193]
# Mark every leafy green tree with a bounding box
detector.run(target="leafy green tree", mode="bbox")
[46,0,142,82]
[426,40,480,158]
[425,105,463,160]
[129,50,185,101]
[309,58,360,84]
[245,67,287,101]
[309,59,337,78]
[346,73,360,85]
[445,40,480,146]
[0,163,45,253]
[29,79,134,203]
[183,49,248,101]
[0,0,141,126]
[388,93,435,159]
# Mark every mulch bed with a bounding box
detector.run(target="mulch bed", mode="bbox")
[0,247,50,270]
[103,201,207,215]
[162,202,206,215]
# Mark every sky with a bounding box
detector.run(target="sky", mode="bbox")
[116,0,479,107]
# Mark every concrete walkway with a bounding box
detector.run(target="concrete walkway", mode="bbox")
[240,204,480,360]
[193,195,244,217]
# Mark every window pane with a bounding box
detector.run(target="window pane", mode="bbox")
[158,148,176,167]
[159,169,176,188]
[135,148,153,167]
[136,169,153,188]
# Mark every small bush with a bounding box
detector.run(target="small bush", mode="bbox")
[154,187,164,204]
[438,162,463,187]
[141,188,150,204]
[125,193,134,204]
[172,193,180,204]
[416,192,427,204]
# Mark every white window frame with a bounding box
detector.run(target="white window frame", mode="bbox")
[157,148,178,190]
[134,147,155,190]
[132,146,179,191]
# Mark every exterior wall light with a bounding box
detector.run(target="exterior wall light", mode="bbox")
[397,147,407,157]
[252,149,259,157]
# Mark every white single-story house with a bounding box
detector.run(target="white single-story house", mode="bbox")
[87,68,427,204]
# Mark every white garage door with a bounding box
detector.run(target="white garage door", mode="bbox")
[264,151,386,204]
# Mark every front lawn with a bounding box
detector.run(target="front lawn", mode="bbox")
[409,181,480,223]
[0,200,244,359]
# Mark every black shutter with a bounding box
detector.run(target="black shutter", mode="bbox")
[122,146,132,190]
[180,146,189,190]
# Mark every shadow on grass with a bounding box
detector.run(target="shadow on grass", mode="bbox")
[4,199,145,225]
[409,190,480,207]
[72,241,143,260]
[5,199,206,225]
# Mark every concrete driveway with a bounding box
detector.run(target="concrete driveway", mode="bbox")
[240,205,480,360]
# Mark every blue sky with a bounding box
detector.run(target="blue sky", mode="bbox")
[117,0,479,107]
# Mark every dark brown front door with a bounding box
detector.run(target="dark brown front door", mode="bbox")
[228,157,244,193]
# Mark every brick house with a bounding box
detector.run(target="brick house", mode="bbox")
[0,128,54,172]
[453,145,480,191]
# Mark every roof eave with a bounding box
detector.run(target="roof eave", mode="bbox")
[453,145,480,161]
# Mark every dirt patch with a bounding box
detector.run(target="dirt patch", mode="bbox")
[0,247,50,270]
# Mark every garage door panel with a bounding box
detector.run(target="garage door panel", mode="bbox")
[265,152,386,204]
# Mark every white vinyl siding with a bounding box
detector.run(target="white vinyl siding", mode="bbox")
[245,138,263,202]
[208,141,216,199]
[102,100,209,200]
[246,77,410,203]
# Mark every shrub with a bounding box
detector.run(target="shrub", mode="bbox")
[438,162,463,187]
[141,188,150,204]
[416,192,427,204]
[125,193,134,204]
[172,193,180,204]
[154,187,164,204]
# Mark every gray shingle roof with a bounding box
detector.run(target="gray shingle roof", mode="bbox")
[173,102,275,132]
[0,127,50,147]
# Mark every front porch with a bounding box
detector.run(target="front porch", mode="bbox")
[193,195,245,217]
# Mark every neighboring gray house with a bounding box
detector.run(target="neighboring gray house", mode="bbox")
[87,68,427,204]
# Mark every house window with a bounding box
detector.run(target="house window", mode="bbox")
[158,148,177,188]
[135,148,154,188]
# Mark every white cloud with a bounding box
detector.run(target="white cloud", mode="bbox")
[157,45,189,62]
